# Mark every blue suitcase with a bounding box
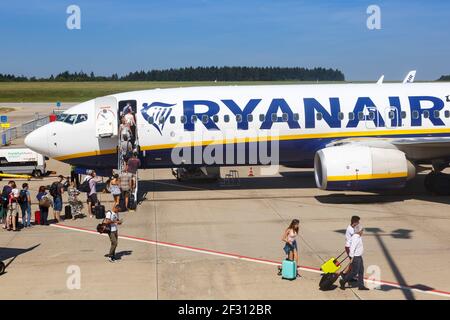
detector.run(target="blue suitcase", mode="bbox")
[281,259,297,280]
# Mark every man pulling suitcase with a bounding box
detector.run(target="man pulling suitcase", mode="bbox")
[339,225,369,291]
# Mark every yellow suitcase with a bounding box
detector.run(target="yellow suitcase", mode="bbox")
[320,251,348,274]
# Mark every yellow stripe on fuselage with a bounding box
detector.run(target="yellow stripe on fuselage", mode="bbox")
[327,172,408,182]
[53,127,450,161]
[54,148,117,161]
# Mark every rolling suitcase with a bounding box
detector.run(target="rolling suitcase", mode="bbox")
[94,204,105,219]
[128,193,137,210]
[319,251,349,290]
[119,194,127,212]
[34,211,41,225]
[281,259,297,280]
[65,205,72,219]
[319,273,341,291]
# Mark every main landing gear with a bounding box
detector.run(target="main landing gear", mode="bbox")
[424,165,450,195]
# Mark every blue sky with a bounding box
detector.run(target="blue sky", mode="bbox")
[0,0,449,80]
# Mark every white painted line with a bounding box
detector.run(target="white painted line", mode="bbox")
[51,224,450,299]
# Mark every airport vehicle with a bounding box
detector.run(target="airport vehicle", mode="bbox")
[0,148,47,178]
[24,82,450,192]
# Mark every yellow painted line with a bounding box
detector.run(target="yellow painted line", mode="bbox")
[0,173,32,179]
[327,172,408,182]
[52,127,450,161]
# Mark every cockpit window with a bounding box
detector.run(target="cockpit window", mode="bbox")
[57,113,88,125]
[64,114,78,124]
[75,114,88,124]
[56,114,69,122]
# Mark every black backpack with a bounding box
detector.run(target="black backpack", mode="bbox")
[49,182,59,197]
[78,177,92,193]
[1,186,12,205]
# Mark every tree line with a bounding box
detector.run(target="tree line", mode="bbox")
[438,75,450,81]
[0,67,345,82]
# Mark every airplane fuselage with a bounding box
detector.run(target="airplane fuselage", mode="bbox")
[25,83,450,172]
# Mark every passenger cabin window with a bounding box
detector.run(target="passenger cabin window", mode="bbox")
[191,115,198,123]
[224,115,230,123]
[148,116,154,124]
[358,112,364,121]
[445,110,450,118]
[236,114,242,123]
[159,116,165,124]
[368,112,375,121]
[412,111,419,119]
[180,115,187,124]
[259,114,265,122]
[401,111,407,119]
[282,113,288,122]
[316,113,323,121]
[170,116,176,124]
[293,113,300,121]
[271,113,277,122]
[338,112,344,120]
[213,115,219,123]
[388,111,395,119]
[247,114,253,122]
[202,115,209,124]
[434,110,440,118]
[423,110,430,119]
[348,112,355,120]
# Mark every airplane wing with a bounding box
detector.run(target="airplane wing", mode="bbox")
[402,70,416,83]
[326,136,450,162]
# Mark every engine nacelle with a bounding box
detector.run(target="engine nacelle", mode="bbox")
[314,146,416,191]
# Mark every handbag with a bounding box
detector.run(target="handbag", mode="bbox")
[39,196,51,208]
[96,221,111,234]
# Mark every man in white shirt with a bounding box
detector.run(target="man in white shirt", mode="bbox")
[342,216,360,277]
[340,225,369,291]
[105,204,122,262]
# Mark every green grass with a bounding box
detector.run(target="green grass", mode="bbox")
[0,81,345,102]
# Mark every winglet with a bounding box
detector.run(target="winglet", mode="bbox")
[376,75,384,84]
[403,70,416,83]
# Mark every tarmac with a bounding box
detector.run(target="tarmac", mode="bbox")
[0,103,449,300]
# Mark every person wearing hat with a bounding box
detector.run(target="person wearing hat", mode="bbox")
[339,224,369,291]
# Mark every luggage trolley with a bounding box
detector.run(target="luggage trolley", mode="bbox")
[319,251,350,290]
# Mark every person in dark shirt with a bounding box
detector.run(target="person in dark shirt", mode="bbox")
[36,186,50,226]
[127,153,141,175]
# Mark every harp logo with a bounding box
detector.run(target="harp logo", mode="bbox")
[141,102,175,135]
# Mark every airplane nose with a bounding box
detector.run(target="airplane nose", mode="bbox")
[25,125,49,155]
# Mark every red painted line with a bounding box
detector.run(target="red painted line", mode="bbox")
[52,223,450,298]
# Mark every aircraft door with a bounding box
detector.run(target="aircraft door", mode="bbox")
[364,106,379,130]
[95,96,118,138]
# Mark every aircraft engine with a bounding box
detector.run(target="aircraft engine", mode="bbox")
[314,146,416,191]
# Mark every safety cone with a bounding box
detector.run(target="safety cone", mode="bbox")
[248,167,254,177]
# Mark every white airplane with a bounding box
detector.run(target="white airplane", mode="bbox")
[25,82,450,192]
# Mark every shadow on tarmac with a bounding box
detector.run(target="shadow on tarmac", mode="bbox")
[0,244,40,274]
[333,228,432,300]
[138,170,450,205]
